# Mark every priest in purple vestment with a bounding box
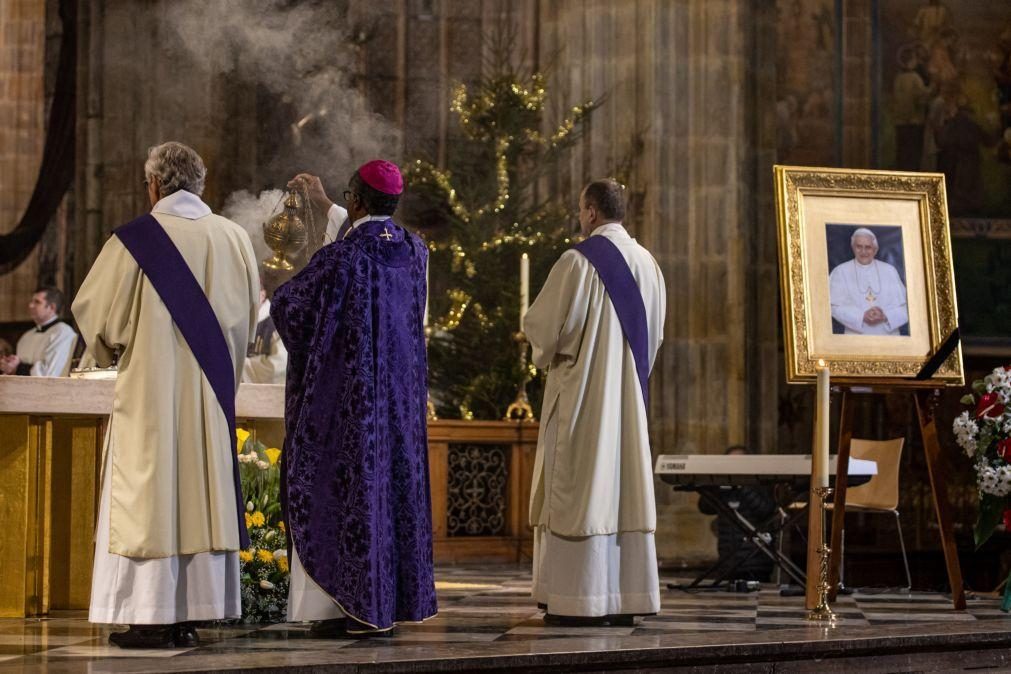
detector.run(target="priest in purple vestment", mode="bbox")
[271,160,437,637]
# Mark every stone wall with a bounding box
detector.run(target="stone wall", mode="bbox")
[346,0,784,562]
[66,0,786,564]
[0,0,45,324]
[74,1,261,286]
[0,0,864,565]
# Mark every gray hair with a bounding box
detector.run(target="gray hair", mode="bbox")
[850,227,878,248]
[144,142,207,198]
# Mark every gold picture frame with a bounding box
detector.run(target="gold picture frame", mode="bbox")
[774,165,963,386]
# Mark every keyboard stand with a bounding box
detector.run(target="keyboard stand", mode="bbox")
[667,485,807,591]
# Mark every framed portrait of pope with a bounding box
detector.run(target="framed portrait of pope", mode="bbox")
[774,165,963,385]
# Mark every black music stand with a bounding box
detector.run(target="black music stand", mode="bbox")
[667,485,808,591]
[663,470,873,592]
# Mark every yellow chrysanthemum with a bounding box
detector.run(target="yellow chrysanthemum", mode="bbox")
[265,447,281,466]
[250,511,266,527]
[278,556,289,573]
[236,428,251,454]
[239,550,253,563]
[244,512,253,529]
[257,549,274,564]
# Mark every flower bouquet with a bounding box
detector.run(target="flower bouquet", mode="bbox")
[953,366,1011,611]
[236,428,289,622]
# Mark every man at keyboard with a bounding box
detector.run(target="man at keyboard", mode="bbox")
[697,446,777,583]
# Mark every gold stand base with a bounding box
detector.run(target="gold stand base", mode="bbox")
[806,486,840,626]
[505,392,535,421]
[505,331,536,422]
[805,604,838,624]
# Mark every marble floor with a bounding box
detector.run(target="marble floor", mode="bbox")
[1,565,1010,672]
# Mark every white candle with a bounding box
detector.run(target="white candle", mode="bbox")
[815,359,830,488]
[520,253,530,331]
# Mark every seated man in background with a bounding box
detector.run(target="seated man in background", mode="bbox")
[697,445,777,583]
[0,286,77,376]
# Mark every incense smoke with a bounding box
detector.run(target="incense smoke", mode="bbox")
[152,1,401,266]
[221,189,285,265]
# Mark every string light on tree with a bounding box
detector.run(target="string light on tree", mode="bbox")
[403,31,604,419]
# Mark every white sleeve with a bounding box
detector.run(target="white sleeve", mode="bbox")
[30,326,77,377]
[242,334,288,384]
[72,236,142,368]
[523,250,590,369]
[649,258,666,372]
[324,204,349,244]
[829,265,867,333]
[879,267,909,330]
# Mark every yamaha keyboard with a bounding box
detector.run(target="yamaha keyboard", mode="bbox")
[655,454,877,488]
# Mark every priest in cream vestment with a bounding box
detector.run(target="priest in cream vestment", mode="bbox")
[73,142,258,649]
[524,179,666,625]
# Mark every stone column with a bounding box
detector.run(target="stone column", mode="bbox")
[0,0,45,322]
[73,0,261,294]
[533,0,779,563]
[841,0,875,168]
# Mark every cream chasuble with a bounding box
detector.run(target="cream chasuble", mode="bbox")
[524,223,666,538]
[73,190,259,559]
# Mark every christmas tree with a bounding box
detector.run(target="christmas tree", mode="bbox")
[404,34,601,420]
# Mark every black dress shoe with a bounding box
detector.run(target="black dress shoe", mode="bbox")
[543,613,609,627]
[606,614,637,627]
[309,617,395,638]
[309,618,350,638]
[108,625,176,649]
[537,602,548,611]
[173,623,200,647]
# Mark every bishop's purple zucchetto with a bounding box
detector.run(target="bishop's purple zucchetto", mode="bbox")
[358,160,404,195]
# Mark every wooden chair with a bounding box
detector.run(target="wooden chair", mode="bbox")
[830,438,911,591]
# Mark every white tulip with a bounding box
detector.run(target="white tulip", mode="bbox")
[259,579,274,590]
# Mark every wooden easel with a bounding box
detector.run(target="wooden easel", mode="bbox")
[824,385,966,610]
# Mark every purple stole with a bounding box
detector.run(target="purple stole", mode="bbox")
[115,213,250,549]
[573,235,651,407]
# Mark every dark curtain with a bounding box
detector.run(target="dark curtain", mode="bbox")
[0,0,76,275]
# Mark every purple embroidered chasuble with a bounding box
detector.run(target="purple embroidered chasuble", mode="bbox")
[271,218,437,630]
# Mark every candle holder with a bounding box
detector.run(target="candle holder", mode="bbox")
[806,486,839,625]
[425,326,438,421]
[505,331,536,422]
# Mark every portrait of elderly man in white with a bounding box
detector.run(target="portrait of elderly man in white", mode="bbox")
[828,227,909,336]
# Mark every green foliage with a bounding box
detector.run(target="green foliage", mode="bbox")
[238,434,283,526]
[975,492,1005,549]
[404,33,602,419]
